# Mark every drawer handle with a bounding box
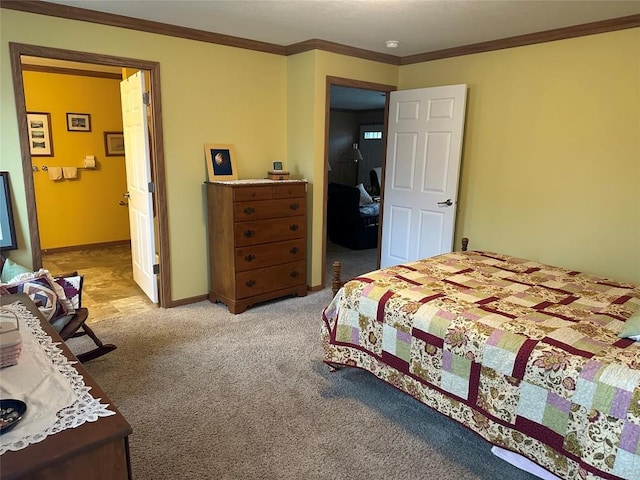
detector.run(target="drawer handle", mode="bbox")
[243,207,255,215]
[289,203,299,211]
[290,271,299,278]
[251,192,256,197]
[289,224,299,232]
[245,254,255,262]
[246,280,256,287]
[290,247,299,254]
[243,229,255,238]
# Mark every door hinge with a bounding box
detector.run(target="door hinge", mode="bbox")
[153,264,160,275]
[148,181,155,193]
[142,92,150,106]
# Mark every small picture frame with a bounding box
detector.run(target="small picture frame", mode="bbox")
[204,144,238,181]
[0,172,18,250]
[27,112,54,157]
[66,112,91,132]
[272,161,283,172]
[104,131,125,156]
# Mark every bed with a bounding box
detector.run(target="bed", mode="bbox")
[322,240,640,480]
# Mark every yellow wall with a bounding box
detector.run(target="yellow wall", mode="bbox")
[286,51,318,284]
[399,28,640,283]
[2,8,638,301]
[23,70,130,249]
[287,50,398,286]
[1,9,287,300]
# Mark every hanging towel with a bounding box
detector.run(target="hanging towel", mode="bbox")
[48,167,63,180]
[62,167,78,179]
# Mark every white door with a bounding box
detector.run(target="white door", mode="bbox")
[380,84,467,268]
[120,71,158,303]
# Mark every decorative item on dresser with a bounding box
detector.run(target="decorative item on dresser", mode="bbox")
[267,171,290,180]
[206,179,308,314]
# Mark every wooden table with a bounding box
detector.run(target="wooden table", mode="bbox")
[0,294,132,480]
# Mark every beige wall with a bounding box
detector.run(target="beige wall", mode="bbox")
[399,28,640,283]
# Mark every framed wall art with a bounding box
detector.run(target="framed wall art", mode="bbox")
[104,131,125,156]
[204,143,238,181]
[27,112,54,157]
[0,172,18,250]
[66,112,91,132]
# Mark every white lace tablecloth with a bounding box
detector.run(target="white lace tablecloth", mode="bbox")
[0,301,114,454]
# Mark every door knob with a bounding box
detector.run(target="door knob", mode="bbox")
[123,192,130,198]
[437,199,453,207]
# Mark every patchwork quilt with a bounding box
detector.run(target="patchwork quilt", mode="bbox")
[322,251,640,480]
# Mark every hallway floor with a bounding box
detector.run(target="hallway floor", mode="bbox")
[42,243,156,323]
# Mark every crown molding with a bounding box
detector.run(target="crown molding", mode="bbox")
[2,1,639,65]
[400,14,640,65]
[286,39,400,65]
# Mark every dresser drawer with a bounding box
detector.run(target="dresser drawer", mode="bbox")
[235,239,305,272]
[233,185,272,202]
[273,183,306,199]
[234,198,305,222]
[236,261,306,299]
[234,216,305,246]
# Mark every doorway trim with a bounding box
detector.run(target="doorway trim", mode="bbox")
[322,76,395,288]
[9,42,171,308]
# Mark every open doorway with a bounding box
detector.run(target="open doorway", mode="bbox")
[9,42,171,308]
[322,76,395,287]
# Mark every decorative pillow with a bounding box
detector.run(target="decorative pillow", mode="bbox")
[54,274,84,309]
[0,258,32,283]
[357,183,374,205]
[4,270,74,322]
[619,309,640,341]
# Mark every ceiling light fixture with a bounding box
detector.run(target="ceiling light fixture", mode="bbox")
[385,40,399,49]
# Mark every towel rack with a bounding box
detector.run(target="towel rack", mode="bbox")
[36,165,94,171]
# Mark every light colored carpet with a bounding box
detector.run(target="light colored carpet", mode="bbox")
[70,289,537,480]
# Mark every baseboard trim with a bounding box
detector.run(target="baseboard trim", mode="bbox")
[42,240,131,254]
[166,294,208,308]
[167,287,318,308]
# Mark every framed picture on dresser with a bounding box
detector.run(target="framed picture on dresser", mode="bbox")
[204,143,238,181]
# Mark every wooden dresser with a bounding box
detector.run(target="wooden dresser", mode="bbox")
[0,294,132,480]
[207,180,308,313]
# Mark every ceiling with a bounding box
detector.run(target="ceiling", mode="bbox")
[46,0,639,57]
